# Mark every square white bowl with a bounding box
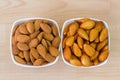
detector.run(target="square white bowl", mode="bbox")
[10,18,61,68]
[61,18,110,68]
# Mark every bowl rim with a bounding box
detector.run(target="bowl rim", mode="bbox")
[61,17,110,68]
[10,17,61,68]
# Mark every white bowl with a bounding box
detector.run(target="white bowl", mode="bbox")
[61,18,110,68]
[10,18,61,68]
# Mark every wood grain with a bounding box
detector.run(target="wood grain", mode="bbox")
[0,0,120,80]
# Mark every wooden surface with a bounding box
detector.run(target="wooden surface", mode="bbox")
[0,0,120,80]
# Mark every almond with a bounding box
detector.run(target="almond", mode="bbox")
[30,48,40,59]
[23,51,30,62]
[94,37,99,43]
[12,36,17,46]
[41,39,48,49]
[33,59,45,66]
[73,43,82,57]
[65,36,74,46]
[70,59,82,66]
[30,31,40,39]
[84,44,95,57]
[69,22,79,36]
[46,40,52,47]
[15,56,26,64]
[52,36,60,48]
[91,51,99,60]
[97,39,108,51]
[29,38,39,48]
[30,52,35,64]
[19,23,29,34]
[40,23,51,33]
[37,44,47,58]
[99,49,109,62]
[17,35,30,43]
[77,28,89,40]
[43,32,54,41]
[80,20,95,29]
[12,45,20,55]
[17,42,29,51]
[26,21,35,34]
[37,32,43,42]
[100,28,108,42]
[95,21,104,32]
[63,25,69,35]
[44,53,55,62]
[90,42,96,49]
[18,52,24,58]
[34,20,42,31]
[90,28,99,42]
[77,36,84,49]
[51,24,59,36]
[49,46,60,57]
[62,37,67,48]
[81,54,91,66]
[64,47,72,61]
[93,59,99,65]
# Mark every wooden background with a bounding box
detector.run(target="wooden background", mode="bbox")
[0,0,120,80]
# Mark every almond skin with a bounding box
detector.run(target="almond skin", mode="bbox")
[49,46,60,57]
[40,23,51,33]
[65,36,74,47]
[73,43,82,57]
[30,48,40,59]
[17,35,30,43]
[80,20,95,29]
[84,44,96,57]
[52,36,60,48]
[69,22,79,36]
[17,42,29,51]
[29,38,39,48]
[99,49,109,62]
[77,28,89,40]
[64,47,72,61]
[26,21,35,34]
[15,56,26,64]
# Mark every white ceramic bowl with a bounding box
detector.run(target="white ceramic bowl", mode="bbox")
[10,18,61,68]
[61,18,110,68]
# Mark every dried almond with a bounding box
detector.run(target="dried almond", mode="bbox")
[73,43,82,57]
[30,52,35,64]
[100,28,108,42]
[102,45,108,51]
[90,28,99,42]
[70,59,82,66]
[93,59,99,65]
[94,37,99,43]
[91,51,99,60]
[26,21,35,34]
[64,47,72,61]
[62,37,67,48]
[77,36,84,49]
[99,49,109,62]
[17,35,30,43]
[84,44,95,57]
[29,38,39,48]
[15,27,21,41]
[46,40,52,47]
[30,48,40,59]
[43,32,54,41]
[19,23,29,34]
[63,25,69,35]
[33,59,45,66]
[17,42,29,51]
[65,36,74,47]
[30,31,40,39]
[37,44,47,58]
[97,39,108,51]
[44,53,55,62]
[52,36,60,48]
[51,24,59,36]
[18,52,24,58]
[81,54,91,66]
[12,45,20,55]
[40,23,51,33]
[95,21,104,32]
[77,18,90,23]
[34,20,42,31]
[69,22,79,36]
[37,32,43,42]
[80,20,95,29]
[49,46,60,57]
[23,51,30,62]
[15,56,26,64]
[77,28,89,40]
[90,42,96,49]
[41,39,48,49]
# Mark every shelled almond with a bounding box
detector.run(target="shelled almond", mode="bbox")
[62,18,109,66]
[12,19,60,66]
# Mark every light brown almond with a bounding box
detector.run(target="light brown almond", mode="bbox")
[44,53,55,62]
[65,36,74,47]
[30,31,40,39]
[34,20,42,31]
[64,47,72,61]
[81,54,91,66]
[23,51,30,62]
[97,39,108,51]
[33,59,45,66]
[99,49,109,62]
[43,32,54,41]
[26,21,35,34]
[70,59,82,66]
[15,56,26,64]
[19,23,29,34]
[30,48,40,59]
[77,36,84,49]
[12,45,20,55]
[52,36,60,48]
[100,28,108,42]
[49,46,60,57]
[90,28,99,42]
[40,23,51,33]
[17,42,29,51]
[37,32,43,42]
[17,35,30,43]
[18,52,24,58]
[51,24,59,36]
[73,43,82,57]
[29,38,39,48]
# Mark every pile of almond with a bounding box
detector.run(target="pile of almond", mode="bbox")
[62,18,109,66]
[12,19,60,66]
